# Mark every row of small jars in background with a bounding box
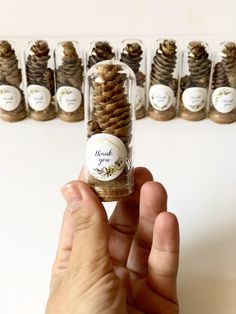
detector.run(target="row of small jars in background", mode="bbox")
[0,39,236,123]
[149,39,236,124]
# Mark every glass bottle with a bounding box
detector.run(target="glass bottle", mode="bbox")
[179,41,212,121]
[209,41,236,123]
[148,39,179,121]
[54,41,84,122]
[87,40,115,70]
[84,60,135,202]
[25,40,57,121]
[0,40,27,122]
[119,39,146,119]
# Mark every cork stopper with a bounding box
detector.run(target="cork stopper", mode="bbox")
[88,41,115,69]
[0,41,27,122]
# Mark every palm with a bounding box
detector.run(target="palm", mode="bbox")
[108,167,179,314]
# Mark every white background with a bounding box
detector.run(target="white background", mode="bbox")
[1,1,236,314]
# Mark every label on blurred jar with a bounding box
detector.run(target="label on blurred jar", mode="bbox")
[182,87,207,112]
[149,84,174,111]
[27,85,51,111]
[0,85,21,111]
[135,86,145,110]
[212,87,236,113]
[56,86,82,112]
[86,133,127,181]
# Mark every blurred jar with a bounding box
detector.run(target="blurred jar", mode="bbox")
[119,39,146,119]
[148,39,179,121]
[179,41,212,121]
[209,41,236,123]
[25,40,57,121]
[87,40,115,70]
[0,40,27,122]
[55,41,84,122]
[84,60,135,202]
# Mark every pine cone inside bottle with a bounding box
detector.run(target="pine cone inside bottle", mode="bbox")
[88,64,131,146]
[121,42,145,87]
[88,41,115,69]
[56,41,83,89]
[150,40,177,94]
[222,42,236,88]
[187,41,211,88]
[0,41,22,87]
[26,40,54,94]
[212,62,229,90]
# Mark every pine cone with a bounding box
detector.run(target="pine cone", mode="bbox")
[121,42,145,87]
[150,39,177,90]
[0,41,22,87]
[26,40,54,94]
[212,62,229,90]
[88,64,131,146]
[180,75,192,91]
[88,41,115,69]
[56,41,83,89]
[187,41,211,88]
[222,42,236,88]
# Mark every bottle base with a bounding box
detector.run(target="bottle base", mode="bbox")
[179,103,206,121]
[92,185,133,202]
[58,108,84,122]
[209,108,236,124]
[148,106,176,121]
[135,105,146,120]
[0,110,27,122]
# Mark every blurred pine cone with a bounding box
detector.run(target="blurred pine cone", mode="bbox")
[0,40,22,87]
[150,39,177,91]
[88,64,131,146]
[222,42,236,88]
[56,41,83,89]
[88,41,115,68]
[212,62,229,90]
[26,40,54,94]
[121,42,145,87]
[187,41,211,88]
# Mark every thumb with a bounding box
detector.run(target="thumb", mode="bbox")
[61,181,110,273]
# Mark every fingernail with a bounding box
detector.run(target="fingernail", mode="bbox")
[61,183,82,213]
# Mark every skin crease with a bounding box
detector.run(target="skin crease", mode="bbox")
[46,167,180,314]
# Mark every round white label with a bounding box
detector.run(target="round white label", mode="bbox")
[135,86,145,110]
[86,133,127,181]
[56,86,82,112]
[0,85,21,111]
[27,85,51,111]
[149,84,174,111]
[182,87,207,112]
[212,87,236,113]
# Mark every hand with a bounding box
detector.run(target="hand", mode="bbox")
[46,167,179,314]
